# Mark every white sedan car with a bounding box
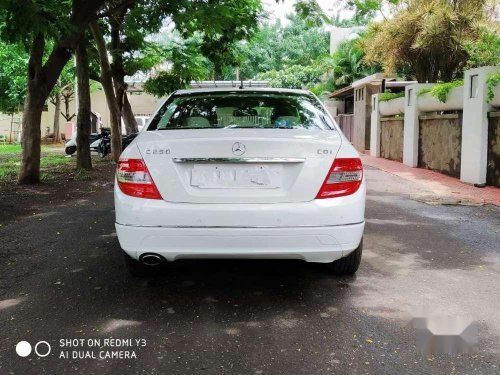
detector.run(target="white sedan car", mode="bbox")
[114,88,365,276]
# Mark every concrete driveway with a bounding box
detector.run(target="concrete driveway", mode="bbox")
[1,166,499,374]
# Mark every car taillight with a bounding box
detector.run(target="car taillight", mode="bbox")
[316,158,363,199]
[116,159,162,199]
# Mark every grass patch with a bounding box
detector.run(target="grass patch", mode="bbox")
[0,144,22,154]
[0,144,52,155]
[0,151,111,184]
[0,156,20,182]
[74,168,92,181]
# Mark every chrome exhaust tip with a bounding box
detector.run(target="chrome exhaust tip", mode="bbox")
[139,253,165,266]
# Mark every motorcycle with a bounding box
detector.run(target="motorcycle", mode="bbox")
[96,128,138,158]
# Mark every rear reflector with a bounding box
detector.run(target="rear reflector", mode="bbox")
[116,159,162,199]
[316,158,363,199]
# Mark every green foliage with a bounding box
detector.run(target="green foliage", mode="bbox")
[0,42,28,114]
[235,15,330,80]
[346,0,401,23]
[486,73,500,103]
[330,39,377,87]
[0,0,73,45]
[310,38,381,94]
[361,0,490,82]
[309,80,337,96]
[143,37,209,97]
[464,28,500,69]
[417,80,464,103]
[0,146,57,183]
[125,0,263,90]
[379,91,405,102]
[173,0,263,73]
[0,144,22,154]
[294,0,331,27]
[255,65,322,89]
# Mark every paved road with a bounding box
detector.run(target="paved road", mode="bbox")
[1,167,499,374]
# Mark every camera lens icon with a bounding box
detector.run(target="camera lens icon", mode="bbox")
[16,341,51,357]
[16,341,31,357]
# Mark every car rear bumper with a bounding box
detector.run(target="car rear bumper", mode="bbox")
[114,180,366,228]
[115,222,364,263]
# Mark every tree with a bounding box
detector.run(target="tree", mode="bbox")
[327,39,379,88]
[0,42,27,116]
[139,0,264,96]
[464,28,500,69]
[75,38,93,171]
[361,0,491,82]
[48,64,76,143]
[344,0,402,21]
[173,0,263,78]
[90,20,122,162]
[143,35,210,97]
[235,15,330,80]
[294,0,331,26]
[0,0,110,183]
[255,65,322,89]
[106,2,164,134]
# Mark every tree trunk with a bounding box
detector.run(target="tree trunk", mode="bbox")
[53,93,61,143]
[109,10,138,135]
[75,39,92,171]
[122,92,139,133]
[90,20,122,162]
[18,34,46,184]
[17,0,109,184]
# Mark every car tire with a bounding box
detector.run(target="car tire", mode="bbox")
[326,238,363,276]
[123,252,158,277]
[65,146,76,155]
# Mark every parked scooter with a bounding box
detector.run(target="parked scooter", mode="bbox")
[64,133,102,155]
[96,128,138,158]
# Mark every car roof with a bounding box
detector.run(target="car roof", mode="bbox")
[173,87,313,96]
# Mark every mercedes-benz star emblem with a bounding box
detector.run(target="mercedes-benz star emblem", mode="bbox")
[232,142,246,156]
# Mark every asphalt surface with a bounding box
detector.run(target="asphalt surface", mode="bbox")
[1,167,500,374]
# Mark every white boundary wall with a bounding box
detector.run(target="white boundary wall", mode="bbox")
[370,66,500,185]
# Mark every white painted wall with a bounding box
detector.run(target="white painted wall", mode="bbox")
[461,66,499,185]
[370,94,381,157]
[0,90,164,141]
[379,97,405,117]
[368,66,500,186]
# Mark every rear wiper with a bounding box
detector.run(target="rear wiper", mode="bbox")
[224,125,262,129]
[320,115,335,130]
[158,127,215,130]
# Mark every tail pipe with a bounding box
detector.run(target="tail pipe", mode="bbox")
[139,253,166,266]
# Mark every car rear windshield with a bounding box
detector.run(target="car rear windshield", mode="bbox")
[147,92,334,131]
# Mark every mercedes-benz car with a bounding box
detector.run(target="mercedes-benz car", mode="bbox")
[114,88,365,276]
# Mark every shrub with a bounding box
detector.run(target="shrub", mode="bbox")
[486,73,500,103]
[379,91,405,102]
[417,80,464,103]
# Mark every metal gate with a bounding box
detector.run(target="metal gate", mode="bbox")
[334,114,354,142]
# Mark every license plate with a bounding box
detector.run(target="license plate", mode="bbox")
[191,164,282,189]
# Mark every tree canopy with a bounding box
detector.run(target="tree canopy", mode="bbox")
[0,41,27,114]
[360,0,498,82]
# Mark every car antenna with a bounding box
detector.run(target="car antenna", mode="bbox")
[239,79,244,89]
